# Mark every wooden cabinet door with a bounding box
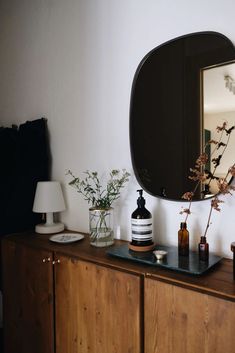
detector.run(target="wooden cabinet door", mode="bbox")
[2,240,54,353]
[54,254,142,353]
[145,278,235,353]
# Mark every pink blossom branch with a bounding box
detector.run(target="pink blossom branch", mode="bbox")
[180,122,234,225]
[202,165,235,238]
[203,204,213,238]
[207,131,231,190]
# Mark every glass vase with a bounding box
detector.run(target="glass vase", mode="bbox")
[89,207,114,247]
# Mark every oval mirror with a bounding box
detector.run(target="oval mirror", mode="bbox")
[130,31,235,201]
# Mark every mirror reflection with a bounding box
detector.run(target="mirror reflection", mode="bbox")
[203,62,235,195]
[130,32,235,201]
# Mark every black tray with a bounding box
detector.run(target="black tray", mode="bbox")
[106,244,223,276]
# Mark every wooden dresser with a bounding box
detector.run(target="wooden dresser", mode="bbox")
[1,231,235,353]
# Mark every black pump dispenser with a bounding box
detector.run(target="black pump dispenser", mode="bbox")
[137,189,145,207]
[130,189,153,247]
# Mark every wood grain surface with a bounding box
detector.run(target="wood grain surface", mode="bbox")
[2,240,54,353]
[145,278,235,353]
[2,231,235,353]
[2,231,235,302]
[54,254,142,353]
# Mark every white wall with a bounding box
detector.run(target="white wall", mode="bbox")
[0,0,235,258]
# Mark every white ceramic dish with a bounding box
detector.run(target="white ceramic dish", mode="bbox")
[153,250,168,260]
[49,233,84,244]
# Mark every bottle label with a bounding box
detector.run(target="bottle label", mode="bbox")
[131,218,152,242]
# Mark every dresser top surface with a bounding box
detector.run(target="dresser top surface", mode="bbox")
[2,230,235,302]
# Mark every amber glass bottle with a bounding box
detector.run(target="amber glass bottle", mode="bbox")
[198,236,209,262]
[178,222,189,256]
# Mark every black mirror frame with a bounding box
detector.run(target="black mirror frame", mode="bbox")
[130,31,235,201]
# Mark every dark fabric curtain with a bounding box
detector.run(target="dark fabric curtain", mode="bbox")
[0,118,50,235]
[0,117,50,326]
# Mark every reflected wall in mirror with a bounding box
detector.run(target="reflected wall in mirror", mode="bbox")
[203,62,235,195]
[130,31,235,201]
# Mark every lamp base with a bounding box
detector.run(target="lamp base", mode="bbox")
[35,222,65,234]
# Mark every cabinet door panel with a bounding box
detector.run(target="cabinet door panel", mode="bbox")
[55,255,142,353]
[207,295,235,353]
[145,278,235,353]
[145,279,206,353]
[2,240,54,353]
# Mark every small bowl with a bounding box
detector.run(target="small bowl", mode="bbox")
[153,250,167,260]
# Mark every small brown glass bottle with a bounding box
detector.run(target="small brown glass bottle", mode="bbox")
[198,236,209,262]
[178,222,189,256]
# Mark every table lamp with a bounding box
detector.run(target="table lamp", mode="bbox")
[33,181,66,234]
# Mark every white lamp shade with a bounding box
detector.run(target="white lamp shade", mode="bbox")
[33,181,66,213]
